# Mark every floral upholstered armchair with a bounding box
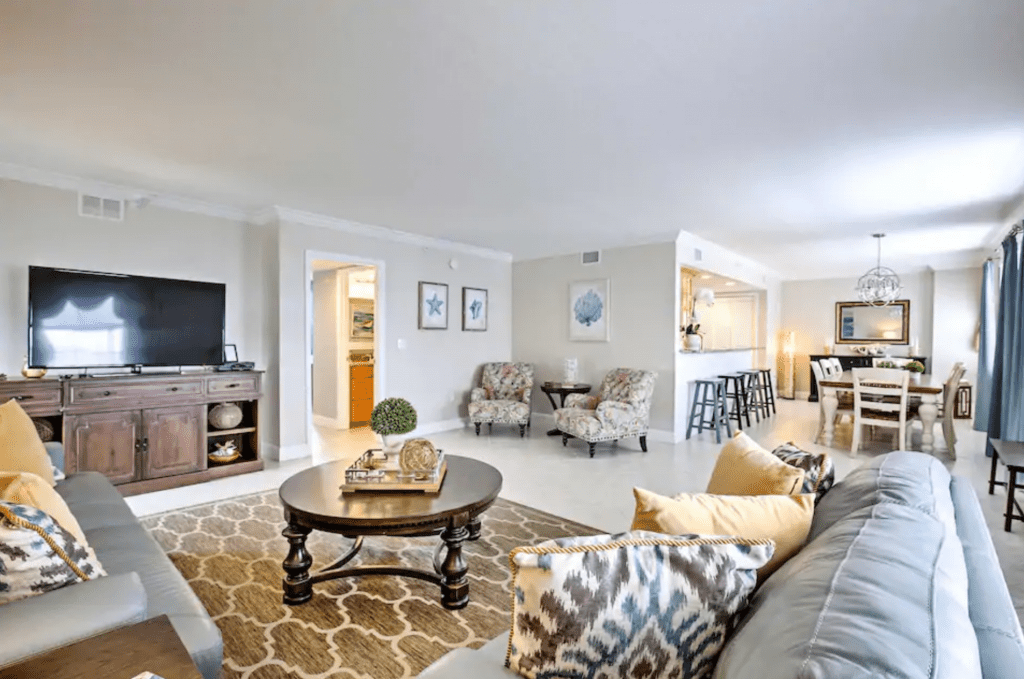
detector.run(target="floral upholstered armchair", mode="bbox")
[468,362,535,437]
[554,368,657,457]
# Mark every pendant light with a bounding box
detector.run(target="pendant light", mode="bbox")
[856,233,901,306]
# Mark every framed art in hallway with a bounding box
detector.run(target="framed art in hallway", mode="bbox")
[418,281,448,329]
[350,298,374,340]
[462,287,488,331]
[569,279,609,341]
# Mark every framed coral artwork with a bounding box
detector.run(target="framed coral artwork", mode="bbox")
[462,287,488,331]
[569,279,609,341]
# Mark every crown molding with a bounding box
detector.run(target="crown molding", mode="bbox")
[271,206,513,262]
[0,161,513,261]
[0,161,249,222]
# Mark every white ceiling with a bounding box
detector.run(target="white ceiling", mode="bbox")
[2,1,1023,279]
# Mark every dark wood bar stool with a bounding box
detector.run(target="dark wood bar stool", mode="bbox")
[758,368,777,415]
[719,373,753,430]
[686,378,732,443]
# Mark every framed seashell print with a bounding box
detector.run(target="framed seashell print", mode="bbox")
[569,279,610,341]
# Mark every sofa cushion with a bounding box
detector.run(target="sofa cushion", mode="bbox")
[770,442,835,502]
[0,471,87,543]
[949,476,1024,679]
[631,488,814,577]
[810,450,954,540]
[0,501,106,605]
[507,531,773,679]
[56,472,139,533]
[714,502,981,679]
[0,400,55,486]
[706,432,805,496]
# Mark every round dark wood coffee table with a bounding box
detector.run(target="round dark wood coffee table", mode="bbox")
[278,454,502,610]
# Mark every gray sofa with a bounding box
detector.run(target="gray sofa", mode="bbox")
[0,443,222,679]
[421,451,1024,678]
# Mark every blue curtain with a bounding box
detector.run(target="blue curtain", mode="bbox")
[974,259,997,432]
[987,229,1024,454]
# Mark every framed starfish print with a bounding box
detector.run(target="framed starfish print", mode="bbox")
[418,281,448,329]
[462,287,488,331]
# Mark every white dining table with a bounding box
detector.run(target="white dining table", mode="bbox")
[818,373,944,453]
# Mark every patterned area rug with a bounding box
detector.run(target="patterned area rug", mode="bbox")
[142,491,601,679]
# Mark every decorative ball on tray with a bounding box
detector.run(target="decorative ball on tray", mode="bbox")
[399,438,439,474]
[905,360,925,374]
[209,402,243,430]
[370,397,417,453]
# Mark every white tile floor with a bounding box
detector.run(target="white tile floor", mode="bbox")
[125,398,1024,619]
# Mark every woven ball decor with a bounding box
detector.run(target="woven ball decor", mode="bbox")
[399,438,438,473]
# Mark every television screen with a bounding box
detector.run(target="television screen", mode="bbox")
[28,266,225,369]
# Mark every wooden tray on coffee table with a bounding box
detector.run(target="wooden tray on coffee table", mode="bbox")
[341,449,447,493]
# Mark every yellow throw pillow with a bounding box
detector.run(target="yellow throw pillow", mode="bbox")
[0,472,87,544]
[706,431,805,496]
[0,400,55,486]
[632,487,815,576]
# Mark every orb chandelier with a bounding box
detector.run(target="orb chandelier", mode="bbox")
[856,233,901,307]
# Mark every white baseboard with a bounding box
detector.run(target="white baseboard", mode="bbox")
[313,414,345,429]
[412,418,469,436]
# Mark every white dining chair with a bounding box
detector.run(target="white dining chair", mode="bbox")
[828,358,843,375]
[908,362,965,457]
[812,360,853,443]
[819,359,837,379]
[851,368,909,454]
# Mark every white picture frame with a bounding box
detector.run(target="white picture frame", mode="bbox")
[418,281,448,329]
[462,287,488,331]
[569,279,610,342]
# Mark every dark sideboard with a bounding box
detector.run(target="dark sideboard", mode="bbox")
[0,371,263,495]
[807,355,928,402]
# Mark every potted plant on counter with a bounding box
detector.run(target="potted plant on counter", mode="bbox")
[683,323,702,352]
[371,397,417,453]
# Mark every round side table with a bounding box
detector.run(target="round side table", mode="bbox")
[540,381,592,436]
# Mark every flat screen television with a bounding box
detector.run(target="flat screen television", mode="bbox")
[28,266,225,370]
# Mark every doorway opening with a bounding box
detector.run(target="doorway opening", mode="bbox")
[307,253,384,461]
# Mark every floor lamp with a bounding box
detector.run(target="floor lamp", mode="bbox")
[777,330,796,399]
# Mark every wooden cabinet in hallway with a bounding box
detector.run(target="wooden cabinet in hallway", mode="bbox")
[350,364,374,426]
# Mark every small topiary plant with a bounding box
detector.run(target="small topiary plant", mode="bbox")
[905,360,925,374]
[370,397,417,436]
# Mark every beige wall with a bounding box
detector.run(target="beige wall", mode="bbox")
[312,269,340,421]
[276,219,512,458]
[0,179,279,450]
[781,270,945,395]
[931,267,982,386]
[512,242,678,435]
[0,179,513,461]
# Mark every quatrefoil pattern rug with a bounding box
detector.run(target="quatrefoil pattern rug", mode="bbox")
[142,491,600,679]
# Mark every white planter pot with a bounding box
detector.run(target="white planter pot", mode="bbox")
[684,334,702,352]
[380,434,406,453]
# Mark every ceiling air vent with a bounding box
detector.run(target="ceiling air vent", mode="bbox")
[581,250,601,265]
[78,193,124,221]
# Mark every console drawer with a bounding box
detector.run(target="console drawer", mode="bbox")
[207,375,260,397]
[67,379,204,408]
[0,381,62,415]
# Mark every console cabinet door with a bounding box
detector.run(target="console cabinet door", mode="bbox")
[143,405,205,479]
[66,411,141,485]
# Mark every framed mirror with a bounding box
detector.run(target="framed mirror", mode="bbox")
[835,300,910,344]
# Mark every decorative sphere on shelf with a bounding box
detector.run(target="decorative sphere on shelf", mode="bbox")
[399,438,438,473]
[209,402,243,430]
